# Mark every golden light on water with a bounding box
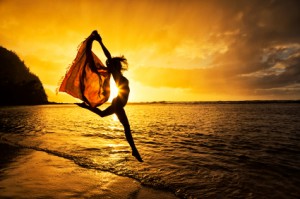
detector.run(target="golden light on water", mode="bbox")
[112,114,119,122]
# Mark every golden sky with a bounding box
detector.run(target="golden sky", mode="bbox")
[1,0,300,102]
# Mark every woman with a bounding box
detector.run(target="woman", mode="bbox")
[78,31,143,162]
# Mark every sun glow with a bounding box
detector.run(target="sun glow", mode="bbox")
[109,78,119,101]
[1,1,299,102]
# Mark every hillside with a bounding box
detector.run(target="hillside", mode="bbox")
[0,46,48,105]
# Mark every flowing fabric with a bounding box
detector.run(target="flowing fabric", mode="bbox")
[59,37,110,108]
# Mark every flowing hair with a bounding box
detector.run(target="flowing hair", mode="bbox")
[107,56,128,72]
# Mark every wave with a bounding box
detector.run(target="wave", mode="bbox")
[0,136,183,198]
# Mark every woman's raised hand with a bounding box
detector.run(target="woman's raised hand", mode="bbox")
[92,30,102,42]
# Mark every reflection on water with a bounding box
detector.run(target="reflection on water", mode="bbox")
[0,103,300,198]
[0,143,177,199]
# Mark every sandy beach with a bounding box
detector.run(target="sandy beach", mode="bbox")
[0,143,178,199]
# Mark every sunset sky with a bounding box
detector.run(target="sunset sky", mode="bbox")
[1,0,300,102]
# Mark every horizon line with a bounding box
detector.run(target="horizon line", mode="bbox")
[47,99,300,105]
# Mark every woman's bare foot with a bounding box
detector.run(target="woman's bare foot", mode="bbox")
[132,149,143,162]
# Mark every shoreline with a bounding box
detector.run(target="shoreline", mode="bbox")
[0,143,178,199]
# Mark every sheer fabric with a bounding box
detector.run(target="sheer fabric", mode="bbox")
[59,37,110,108]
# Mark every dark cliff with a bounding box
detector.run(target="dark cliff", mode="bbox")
[0,46,48,105]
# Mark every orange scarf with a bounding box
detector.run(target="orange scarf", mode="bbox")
[59,37,110,107]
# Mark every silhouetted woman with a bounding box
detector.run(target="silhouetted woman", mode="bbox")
[78,31,143,162]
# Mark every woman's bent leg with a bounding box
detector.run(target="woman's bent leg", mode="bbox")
[76,102,115,117]
[116,108,143,162]
[98,105,115,117]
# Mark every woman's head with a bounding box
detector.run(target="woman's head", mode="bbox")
[107,56,128,72]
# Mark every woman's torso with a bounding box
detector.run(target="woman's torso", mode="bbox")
[114,75,130,106]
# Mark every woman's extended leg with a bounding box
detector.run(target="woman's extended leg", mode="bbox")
[115,107,143,162]
[76,102,143,162]
[76,102,114,117]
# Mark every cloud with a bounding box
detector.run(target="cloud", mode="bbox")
[133,0,300,99]
[131,67,236,95]
[1,0,300,100]
[214,0,300,98]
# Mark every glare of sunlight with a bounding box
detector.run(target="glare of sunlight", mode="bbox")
[109,78,119,101]
[108,143,119,148]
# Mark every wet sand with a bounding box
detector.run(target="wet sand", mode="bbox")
[0,143,178,199]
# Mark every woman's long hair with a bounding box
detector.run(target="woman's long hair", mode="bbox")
[107,56,128,72]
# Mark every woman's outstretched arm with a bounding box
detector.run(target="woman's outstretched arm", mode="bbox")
[86,31,100,53]
[92,31,112,60]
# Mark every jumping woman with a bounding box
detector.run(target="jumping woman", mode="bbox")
[77,31,143,162]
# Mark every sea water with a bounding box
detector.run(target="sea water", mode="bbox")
[0,103,299,198]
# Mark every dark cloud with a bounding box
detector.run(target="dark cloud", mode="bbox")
[243,54,300,89]
[216,0,300,98]
[133,0,300,99]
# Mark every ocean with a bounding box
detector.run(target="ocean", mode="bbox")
[0,102,299,198]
